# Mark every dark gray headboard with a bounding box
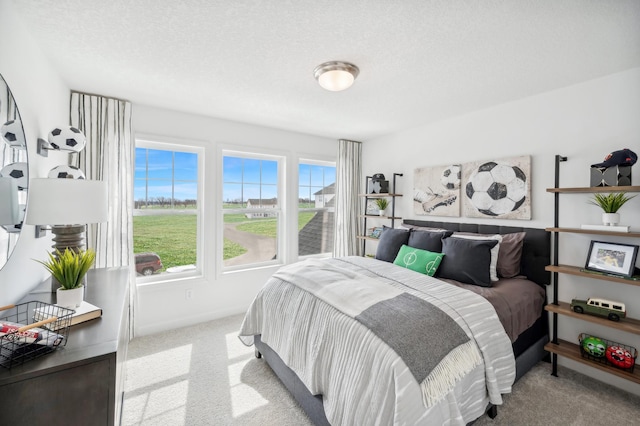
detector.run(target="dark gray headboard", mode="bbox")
[402,219,551,287]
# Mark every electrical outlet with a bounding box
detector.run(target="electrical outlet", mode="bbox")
[185,289,193,300]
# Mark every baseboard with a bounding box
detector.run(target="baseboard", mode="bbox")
[134,304,247,336]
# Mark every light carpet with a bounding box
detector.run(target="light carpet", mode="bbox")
[122,314,640,426]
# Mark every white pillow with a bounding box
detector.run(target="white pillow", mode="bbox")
[450,233,502,282]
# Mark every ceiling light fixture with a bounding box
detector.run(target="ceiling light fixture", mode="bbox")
[313,61,359,92]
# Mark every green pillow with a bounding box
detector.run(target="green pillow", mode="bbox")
[393,245,444,276]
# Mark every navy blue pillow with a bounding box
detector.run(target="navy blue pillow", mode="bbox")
[438,237,499,286]
[408,229,453,252]
[375,227,410,262]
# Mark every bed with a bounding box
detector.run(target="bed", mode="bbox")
[239,220,550,425]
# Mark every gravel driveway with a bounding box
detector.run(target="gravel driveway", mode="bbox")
[223,223,277,267]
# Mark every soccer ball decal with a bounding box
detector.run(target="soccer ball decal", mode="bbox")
[48,165,86,180]
[465,162,526,216]
[440,165,461,190]
[0,162,28,190]
[48,126,86,152]
[1,119,26,148]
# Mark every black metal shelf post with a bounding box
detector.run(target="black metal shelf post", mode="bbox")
[551,155,567,377]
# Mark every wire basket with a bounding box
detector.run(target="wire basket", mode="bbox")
[579,333,637,373]
[0,301,74,369]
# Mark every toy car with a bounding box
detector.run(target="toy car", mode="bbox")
[570,297,626,322]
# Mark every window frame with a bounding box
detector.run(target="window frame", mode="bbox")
[219,148,286,273]
[297,157,337,259]
[134,136,206,286]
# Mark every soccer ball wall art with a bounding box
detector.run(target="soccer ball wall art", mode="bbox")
[413,155,531,220]
[462,156,530,219]
[414,164,461,217]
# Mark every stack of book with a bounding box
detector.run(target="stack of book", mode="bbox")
[34,301,102,330]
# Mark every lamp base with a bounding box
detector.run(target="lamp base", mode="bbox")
[51,224,86,253]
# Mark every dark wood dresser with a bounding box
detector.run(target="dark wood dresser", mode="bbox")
[0,267,130,426]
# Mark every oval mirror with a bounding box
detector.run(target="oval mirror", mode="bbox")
[0,73,28,270]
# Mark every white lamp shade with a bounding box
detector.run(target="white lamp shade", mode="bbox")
[0,177,19,225]
[25,178,108,225]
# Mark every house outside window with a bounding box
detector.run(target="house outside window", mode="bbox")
[222,152,282,269]
[298,160,336,257]
[134,140,202,281]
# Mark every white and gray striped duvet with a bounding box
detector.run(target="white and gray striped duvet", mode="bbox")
[239,256,515,425]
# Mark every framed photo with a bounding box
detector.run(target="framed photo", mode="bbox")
[371,227,383,238]
[585,240,639,277]
[365,200,378,215]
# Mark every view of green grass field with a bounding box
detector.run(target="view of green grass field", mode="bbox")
[133,210,317,271]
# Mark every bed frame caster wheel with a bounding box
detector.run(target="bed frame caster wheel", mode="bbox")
[487,405,498,419]
[255,348,262,359]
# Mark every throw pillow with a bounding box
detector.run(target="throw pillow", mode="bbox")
[450,233,502,281]
[497,232,526,278]
[407,229,453,252]
[375,227,410,262]
[393,245,444,276]
[438,237,499,287]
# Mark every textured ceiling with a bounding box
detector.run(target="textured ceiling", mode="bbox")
[7,0,640,140]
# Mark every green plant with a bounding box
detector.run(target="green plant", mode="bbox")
[35,248,96,290]
[588,193,636,213]
[374,198,389,210]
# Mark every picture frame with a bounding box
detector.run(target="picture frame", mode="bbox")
[585,240,639,278]
[365,200,378,215]
[370,227,383,239]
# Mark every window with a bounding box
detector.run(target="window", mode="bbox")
[298,160,336,257]
[134,141,202,280]
[222,152,281,269]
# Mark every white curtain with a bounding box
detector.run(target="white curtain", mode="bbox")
[333,139,362,257]
[70,92,136,336]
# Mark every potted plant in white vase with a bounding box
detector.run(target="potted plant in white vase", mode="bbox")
[375,197,389,216]
[36,248,96,309]
[588,192,636,226]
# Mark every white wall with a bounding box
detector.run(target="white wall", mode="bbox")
[133,104,337,335]
[363,67,640,395]
[0,3,71,304]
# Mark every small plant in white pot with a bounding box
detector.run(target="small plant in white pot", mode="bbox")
[588,193,636,226]
[36,248,96,309]
[375,198,389,216]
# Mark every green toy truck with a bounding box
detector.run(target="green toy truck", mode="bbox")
[570,297,626,322]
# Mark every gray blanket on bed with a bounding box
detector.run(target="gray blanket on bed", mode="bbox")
[273,258,477,387]
[355,292,470,383]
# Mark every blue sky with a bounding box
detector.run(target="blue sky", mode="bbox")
[298,164,336,200]
[135,149,335,204]
[135,148,198,202]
